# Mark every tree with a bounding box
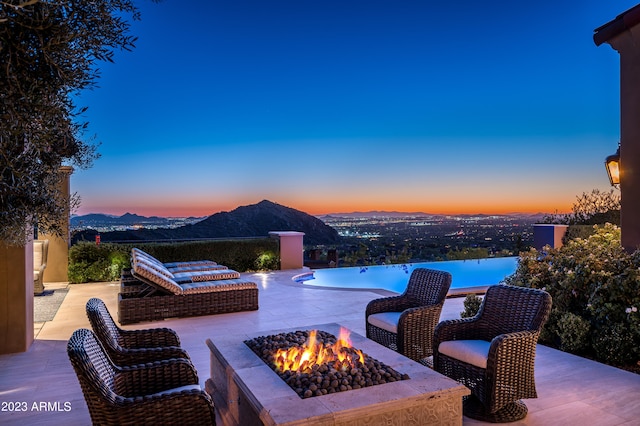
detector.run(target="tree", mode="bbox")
[0,0,149,245]
[542,189,621,226]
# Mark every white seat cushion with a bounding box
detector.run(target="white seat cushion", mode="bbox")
[438,340,491,369]
[367,312,402,334]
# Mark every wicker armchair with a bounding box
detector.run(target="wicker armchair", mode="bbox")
[33,239,49,295]
[433,284,552,422]
[366,268,452,363]
[86,298,191,365]
[68,328,216,426]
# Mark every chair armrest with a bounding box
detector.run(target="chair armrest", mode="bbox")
[115,358,199,397]
[366,295,413,316]
[395,303,445,359]
[114,389,216,424]
[487,330,540,372]
[115,346,192,365]
[485,330,541,410]
[398,303,444,331]
[433,317,482,348]
[120,327,181,348]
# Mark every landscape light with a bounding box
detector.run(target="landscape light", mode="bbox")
[605,146,620,186]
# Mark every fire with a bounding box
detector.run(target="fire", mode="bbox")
[274,327,365,373]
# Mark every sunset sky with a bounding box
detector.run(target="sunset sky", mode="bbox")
[71,0,633,217]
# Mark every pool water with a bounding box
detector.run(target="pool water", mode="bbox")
[295,257,519,294]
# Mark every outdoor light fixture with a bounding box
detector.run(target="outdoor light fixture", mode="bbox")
[605,145,620,186]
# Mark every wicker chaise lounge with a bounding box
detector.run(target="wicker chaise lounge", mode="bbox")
[132,247,218,268]
[132,247,232,273]
[132,252,241,283]
[118,259,259,325]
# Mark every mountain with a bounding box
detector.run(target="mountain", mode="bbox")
[72,200,341,245]
[71,212,176,227]
[183,200,340,245]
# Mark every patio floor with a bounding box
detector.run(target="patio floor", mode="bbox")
[1,269,639,425]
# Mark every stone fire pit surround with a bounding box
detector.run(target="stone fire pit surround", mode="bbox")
[244,328,410,398]
[205,323,469,426]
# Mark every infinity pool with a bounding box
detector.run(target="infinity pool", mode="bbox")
[295,257,519,294]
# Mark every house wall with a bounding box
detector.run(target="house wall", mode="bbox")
[0,239,34,354]
[606,25,640,252]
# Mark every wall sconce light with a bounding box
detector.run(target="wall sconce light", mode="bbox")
[605,146,620,186]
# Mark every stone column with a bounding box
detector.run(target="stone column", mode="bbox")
[38,166,74,282]
[533,224,569,250]
[0,238,34,354]
[269,231,305,269]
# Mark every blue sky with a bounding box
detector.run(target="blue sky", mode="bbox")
[72,0,635,217]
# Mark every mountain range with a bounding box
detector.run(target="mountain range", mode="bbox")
[72,200,341,245]
[321,211,547,220]
[70,212,204,227]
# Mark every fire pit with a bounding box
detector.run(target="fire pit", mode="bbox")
[244,328,409,398]
[205,323,469,426]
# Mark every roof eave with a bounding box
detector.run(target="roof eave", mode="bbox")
[594,3,640,46]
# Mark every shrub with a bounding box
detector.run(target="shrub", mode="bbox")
[67,261,90,284]
[254,251,279,270]
[68,242,107,265]
[541,189,620,226]
[68,242,128,283]
[447,248,489,261]
[108,251,130,278]
[556,312,590,353]
[592,322,639,366]
[132,239,279,272]
[68,238,280,283]
[504,223,640,369]
[460,294,482,318]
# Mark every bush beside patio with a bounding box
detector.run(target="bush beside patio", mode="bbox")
[504,223,640,372]
[68,239,279,283]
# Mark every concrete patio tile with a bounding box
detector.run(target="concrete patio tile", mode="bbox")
[1,270,640,425]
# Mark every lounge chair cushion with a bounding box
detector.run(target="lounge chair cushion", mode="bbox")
[132,248,220,271]
[133,263,183,295]
[132,250,228,276]
[135,256,239,283]
[166,264,228,273]
[134,256,175,278]
[367,312,402,334]
[179,279,258,294]
[132,248,164,264]
[132,261,258,296]
[438,339,490,369]
[163,260,217,268]
[175,270,241,282]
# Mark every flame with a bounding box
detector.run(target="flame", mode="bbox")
[274,328,365,373]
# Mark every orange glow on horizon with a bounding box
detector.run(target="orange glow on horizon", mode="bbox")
[76,199,573,218]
